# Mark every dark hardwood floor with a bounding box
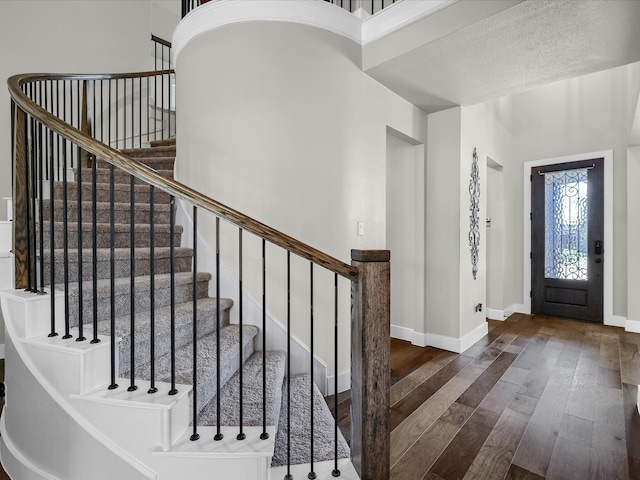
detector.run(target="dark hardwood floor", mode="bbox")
[327,313,640,479]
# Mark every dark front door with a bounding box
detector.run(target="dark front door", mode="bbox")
[531,158,604,322]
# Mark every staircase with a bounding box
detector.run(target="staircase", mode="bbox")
[6,136,350,478]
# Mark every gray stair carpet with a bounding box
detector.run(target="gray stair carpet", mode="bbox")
[198,350,286,428]
[271,374,350,468]
[42,136,348,468]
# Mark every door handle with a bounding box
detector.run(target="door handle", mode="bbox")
[595,240,603,255]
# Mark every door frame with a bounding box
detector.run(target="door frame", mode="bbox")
[523,150,615,326]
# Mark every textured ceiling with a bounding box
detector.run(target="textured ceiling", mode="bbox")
[365,0,640,112]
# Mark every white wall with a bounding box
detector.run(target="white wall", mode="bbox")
[175,21,428,376]
[628,146,640,324]
[386,130,425,340]
[0,0,181,221]
[425,107,462,340]
[0,0,180,350]
[504,62,640,317]
[486,161,505,316]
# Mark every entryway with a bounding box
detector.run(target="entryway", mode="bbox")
[530,158,604,322]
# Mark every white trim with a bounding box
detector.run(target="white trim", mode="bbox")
[0,344,4,359]
[173,0,458,62]
[174,0,362,61]
[459,322,489,352]
[424,332,460,353]
[523,150,614,324]
[486,308,505,321]
[390,324,413,342]
[1,416,58,480]
[361,0,456,45]
[504,303,526,318]
[325,369,350,397]
[626,319,640,333]
[607,315,626,329]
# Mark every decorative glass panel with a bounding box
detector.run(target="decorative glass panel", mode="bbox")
[544,168,588,280]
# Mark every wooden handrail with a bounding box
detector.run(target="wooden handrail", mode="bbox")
[8,72,359,281]
[151,34,172,48]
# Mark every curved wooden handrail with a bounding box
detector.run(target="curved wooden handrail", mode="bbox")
[8,72,359,281]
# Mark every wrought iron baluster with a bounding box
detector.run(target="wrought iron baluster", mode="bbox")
[214,216,223,441]
[148,185,158,394]
[260,238,269,441]
[91,155,100,344]
[47,126,58,338]
[128,175,138,391]
[332,272,340,477]
[237,228,246,441]
[309,263,316,480]
[169,195,178,396]
[285,251,292,480]
[108,163,118,390]
[191,206,200,441]
[76,143,85,342]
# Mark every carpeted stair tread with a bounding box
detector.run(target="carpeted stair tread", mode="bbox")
[42,246,193,282]
[65,271,212,324]
[97,156,175,171]
[78,168,174,185]
[95,297,233,375]
[41,221,182,249]
[120,145,176,158]
[198,351,286,428]
[132,324,258,409]
[54,181,170,204]
[148,137,176,147]
[42,199,174,224]
[271,374,350,467]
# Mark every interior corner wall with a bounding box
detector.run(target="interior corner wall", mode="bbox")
[0,0,181,222]
[628,146,640,323]
[425,107,462,340]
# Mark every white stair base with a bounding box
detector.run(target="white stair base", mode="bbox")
[1,288,65,338]
[270,458,360,480]
[22,329,114,396]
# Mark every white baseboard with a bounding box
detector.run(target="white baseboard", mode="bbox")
[390,324,413,342]
[390,325,428,347]
[0,344,5,359]
[504,303,527,318]
[606,315,626,328]
[626,319,640,334]
[325,370,350,397]
[487,308,505,321]
[425,332,461,353]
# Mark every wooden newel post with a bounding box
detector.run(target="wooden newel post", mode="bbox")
[350,249,390,480]
[13,105,29,290]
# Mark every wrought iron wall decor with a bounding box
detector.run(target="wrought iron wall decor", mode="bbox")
[469,148,480,280]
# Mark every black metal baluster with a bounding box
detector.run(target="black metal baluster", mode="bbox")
[131,77,134,147]
[139,77,142,148]
[169,195,178,396]
[161,53,165,138]
[123,79,127,149]
[237,228,245,441]
[214,216,223,441]
[115,80,119,149]
[332,273,340,478]
[62,133,71,339]
[128,174,137,391]
[91,155,100,344]
[108,163,118,390]
[284,251,292,480]
[308,263,316,480]
[76,143,86,342]
[148,185,158,394]
[48,127,58,338]
[191,206,200,441]
[37,120,46,295]
[260,238,269,441]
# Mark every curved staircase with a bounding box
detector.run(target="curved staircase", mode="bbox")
[1,136,350,479]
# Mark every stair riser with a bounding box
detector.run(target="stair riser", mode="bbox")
[54,182,171,205]
[149,137,176,148]
[66,276,211,325]
[97,158,176,170]
[79,169,174,186]
[43,255,193,283]
[41,227,181,249]
[117,308,230,376]
[42,201,173,225]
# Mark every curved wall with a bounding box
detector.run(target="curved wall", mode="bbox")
[174,18,427,372]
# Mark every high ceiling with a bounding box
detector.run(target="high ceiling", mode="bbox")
[365,0,640,113]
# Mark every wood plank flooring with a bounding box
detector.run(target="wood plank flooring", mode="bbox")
[327,313,640,479]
